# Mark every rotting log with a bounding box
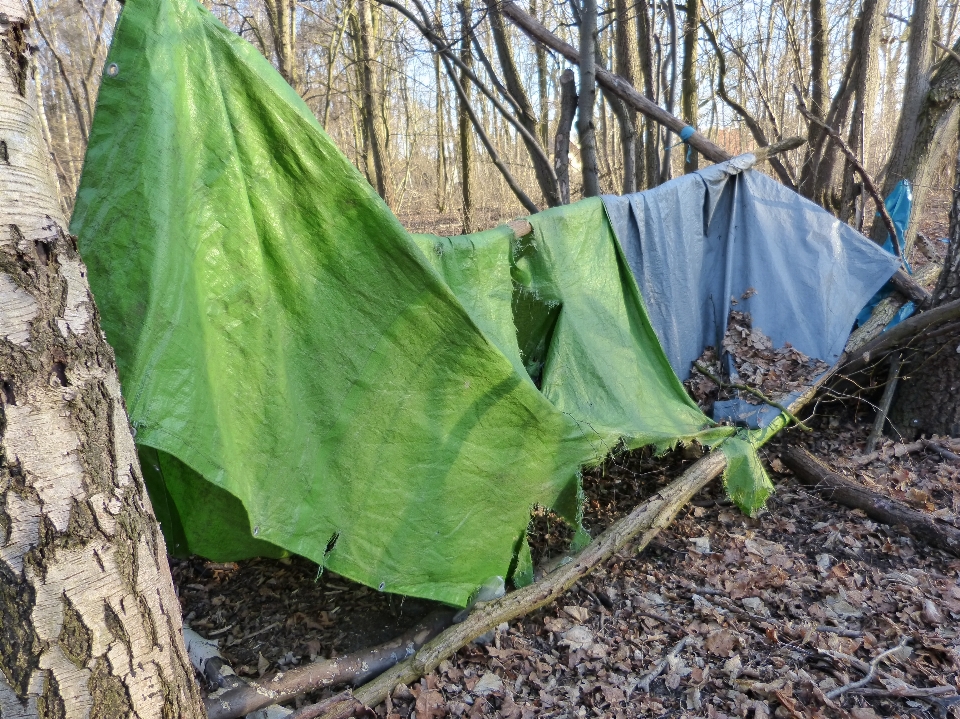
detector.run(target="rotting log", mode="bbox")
[205,610,455,719]
[499,0,732,164]
[781,446,960,556]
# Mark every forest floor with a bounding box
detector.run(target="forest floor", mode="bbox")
[173,189,960,718]
[173,410,960,719]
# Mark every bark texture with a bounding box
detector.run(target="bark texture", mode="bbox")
[888,119,960,438]
[0,3,205,717]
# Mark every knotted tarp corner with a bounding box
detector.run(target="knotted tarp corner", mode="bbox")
[71,0,897,606]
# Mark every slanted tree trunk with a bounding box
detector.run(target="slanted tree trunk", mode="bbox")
[0,3,205,717]
[485,0,561,206]
[889,127,960,438]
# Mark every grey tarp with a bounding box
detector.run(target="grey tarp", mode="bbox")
[602,159,899,426]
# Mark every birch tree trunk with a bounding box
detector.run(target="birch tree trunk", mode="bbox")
[0,3,205,717]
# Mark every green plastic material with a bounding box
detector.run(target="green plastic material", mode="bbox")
[71,0,773,607]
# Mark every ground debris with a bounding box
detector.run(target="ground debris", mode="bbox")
[174,409,960,718]
[686,310,830,412]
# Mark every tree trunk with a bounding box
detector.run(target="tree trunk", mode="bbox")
[458,0,474,231]
[0,3,205,717]
[355,0,390,204]
[263,0,298,91]
[612,0,637,193]
[576,0,599,197]
[874,35,960,251]
[680,0,699,173]
[485,0,561,206]
[634,0,658,188]
[554,68,577,204]
[889,122,960,438]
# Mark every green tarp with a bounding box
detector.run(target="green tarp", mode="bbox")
[71,0,771,607]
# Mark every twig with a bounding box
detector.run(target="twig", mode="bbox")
[636,637,688,693]
[693,362,812,432]
[924,440,960,462]
[865,352,902,454]
[825,636,910,699]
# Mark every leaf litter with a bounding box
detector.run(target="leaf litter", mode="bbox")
[686,309,830,414]
[173,404,960,718]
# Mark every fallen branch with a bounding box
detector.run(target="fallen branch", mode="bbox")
[205,611,455,719]
[315,450,730,718]
[825,637,910,699]
[845,264,941,354]
[781,446,960,556]
[286,690,365,719]
[694,362,812,431]
[842,297,960,375]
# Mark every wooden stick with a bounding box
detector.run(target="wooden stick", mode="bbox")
[205,611,455,719]
[864,352,902,454]
[781,446,960,556]
[316,450,730,718]
[693,362,812,431]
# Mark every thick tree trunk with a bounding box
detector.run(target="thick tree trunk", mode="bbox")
[0,3,205,717]
[889,125,960,438]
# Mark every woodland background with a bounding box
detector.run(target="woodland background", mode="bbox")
[28,0,960,238]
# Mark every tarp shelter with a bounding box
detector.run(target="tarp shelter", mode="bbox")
[71,0,898,607]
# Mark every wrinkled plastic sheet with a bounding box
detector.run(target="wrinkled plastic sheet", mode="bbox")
[602,162,899,428]
[72,0,766,607]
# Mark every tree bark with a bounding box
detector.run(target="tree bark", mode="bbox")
[576,0,600,197]
[889,125,960,438]
[680,0,699,173]
[634,0,658,188]
[458,0,474,230]
[355,0,390,204]
[554,68,577,204]
[0,3,205,717]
